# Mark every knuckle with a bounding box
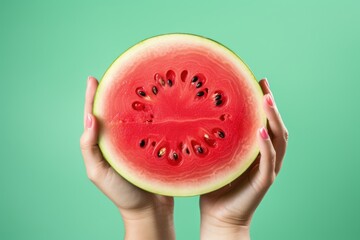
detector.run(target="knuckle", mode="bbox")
[87,168,101,182]
[259,173,275,188]
[80,133,92,152]
[269,149,276,161]
[80,134,87,149]
[284,128,289,142]
[268,172,276,185]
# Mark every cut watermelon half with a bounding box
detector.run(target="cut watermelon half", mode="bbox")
[93,33,266,196]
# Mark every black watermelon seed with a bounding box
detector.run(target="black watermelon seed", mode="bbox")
[173,152,178,160]
[139,139,146,148]
[215,99,223,106]
[197,146,204,154]
[197,91,205,97]
[152,86,158,95]
[138,91,146,97]
[191,76,198,82]
[196,82,202,88]
[218,131,225,138]
[185,148,190,154]
[167,79,173,87]
[215,94,222,100]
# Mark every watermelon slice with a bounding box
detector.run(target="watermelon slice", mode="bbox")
[93,33,266,196]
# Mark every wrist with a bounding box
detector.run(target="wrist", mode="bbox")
[120,207,175,240]
[200,214,251,240]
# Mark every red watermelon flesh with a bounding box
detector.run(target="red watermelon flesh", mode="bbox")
[93,34,266,196]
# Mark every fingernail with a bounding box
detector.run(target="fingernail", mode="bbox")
[86,113,93,128]
[259,127,269,140]
[87,76,92,83]
[266,94,274,107]
[264,78,270,88]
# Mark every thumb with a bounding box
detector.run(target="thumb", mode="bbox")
[81,113,98,149]
[80,113,108,180]
[257,127,276,186]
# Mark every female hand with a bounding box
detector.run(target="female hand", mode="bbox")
[199,78,289,240]
[80,76,175,240]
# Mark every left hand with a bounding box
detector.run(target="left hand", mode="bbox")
[80,76,175,240]
[199,78,288,239]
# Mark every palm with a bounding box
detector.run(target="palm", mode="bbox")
[200,158,267,225]
[200,78,288,227]
[81,76,173,212]
[93,155,174,211]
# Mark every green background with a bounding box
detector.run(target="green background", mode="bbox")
[1,0,359,239]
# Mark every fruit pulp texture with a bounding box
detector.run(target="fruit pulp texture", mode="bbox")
[102,51,259,183]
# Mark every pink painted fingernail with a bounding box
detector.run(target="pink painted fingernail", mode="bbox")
[259,127,269,139]
[86,113,93,128]
[266,94,274,107]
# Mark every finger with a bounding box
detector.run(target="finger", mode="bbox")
[257,127,276,186]
[260,80,288,174]
[263,94,286,139]
[83,76,99,129]
[80,112,109,182]
[259,78,272,96]
[259,78,287,141]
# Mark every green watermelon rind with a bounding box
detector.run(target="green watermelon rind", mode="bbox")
[93,33,267,196]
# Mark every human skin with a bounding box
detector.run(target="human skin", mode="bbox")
[80,77,288,240]
[199,78,288,240]
[80,76,175,240]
